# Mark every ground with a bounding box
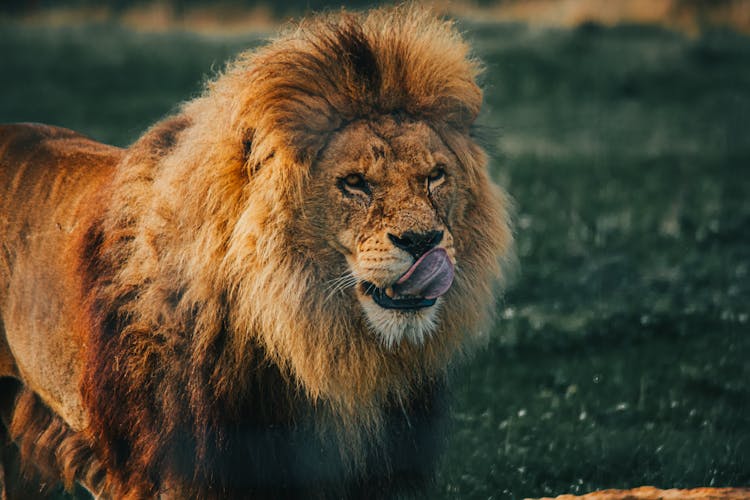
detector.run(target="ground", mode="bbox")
[0,18,748,500]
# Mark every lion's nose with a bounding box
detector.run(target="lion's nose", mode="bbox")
[388,230,444,259]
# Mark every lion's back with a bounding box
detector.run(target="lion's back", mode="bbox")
[0,123,120,202]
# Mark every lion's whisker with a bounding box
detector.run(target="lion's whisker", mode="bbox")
[322,272,354,292]
[323,272,360,303]
[326,276,359,297]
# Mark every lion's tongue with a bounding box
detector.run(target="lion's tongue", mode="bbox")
[392,247,454,300]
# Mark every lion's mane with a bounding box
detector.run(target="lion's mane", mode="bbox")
[72,6,511,497]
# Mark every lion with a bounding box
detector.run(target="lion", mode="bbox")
[0,6,512,498]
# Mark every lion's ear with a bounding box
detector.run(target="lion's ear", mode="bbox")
[242,128,283,178]
[243,133,253,160]
[242,128,260,175]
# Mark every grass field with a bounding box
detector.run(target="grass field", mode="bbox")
[1,17,749,500]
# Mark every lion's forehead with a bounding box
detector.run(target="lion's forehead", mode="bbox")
[324,119,447,176]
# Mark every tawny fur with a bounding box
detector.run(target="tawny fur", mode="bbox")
[0,6,512,498]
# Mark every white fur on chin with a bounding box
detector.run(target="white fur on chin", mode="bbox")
[359,296,442,348]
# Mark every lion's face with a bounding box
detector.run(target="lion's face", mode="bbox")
[307,116,466,347]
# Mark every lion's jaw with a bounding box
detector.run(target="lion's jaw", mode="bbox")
[309,117,463,348]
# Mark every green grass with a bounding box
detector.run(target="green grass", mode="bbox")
[1,18,749,500]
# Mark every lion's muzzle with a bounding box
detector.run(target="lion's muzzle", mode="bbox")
[362,246,454,310]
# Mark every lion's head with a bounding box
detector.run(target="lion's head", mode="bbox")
[217,8,508,403]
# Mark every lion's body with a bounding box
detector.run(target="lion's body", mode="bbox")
[0,7,512,498]
[0,125,120,429]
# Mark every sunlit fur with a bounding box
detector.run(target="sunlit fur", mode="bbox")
[0,5,513,497]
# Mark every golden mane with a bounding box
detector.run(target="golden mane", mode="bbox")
[2,5,512,497]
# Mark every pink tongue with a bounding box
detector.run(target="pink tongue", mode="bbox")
[392,247,454,300]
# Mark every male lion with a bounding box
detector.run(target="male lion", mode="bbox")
[0,6,512,498]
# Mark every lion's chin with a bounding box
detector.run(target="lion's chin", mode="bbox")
[357,292,441,348]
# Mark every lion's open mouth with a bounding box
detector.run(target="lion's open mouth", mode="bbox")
[361,247,454,311]
[362,283,438,310]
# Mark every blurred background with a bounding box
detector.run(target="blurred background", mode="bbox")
[1,1,749,499]
[2,0,750,34]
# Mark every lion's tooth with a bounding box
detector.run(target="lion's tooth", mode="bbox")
[385,286,395,298]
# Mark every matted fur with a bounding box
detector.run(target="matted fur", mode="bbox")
[0,5,512,498]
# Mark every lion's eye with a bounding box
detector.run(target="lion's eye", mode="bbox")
[339,173,370,196]
[427,166,446,190]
